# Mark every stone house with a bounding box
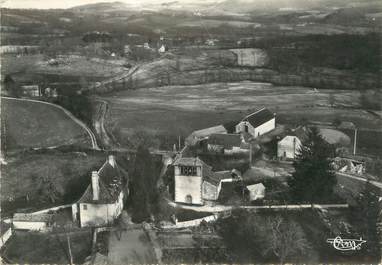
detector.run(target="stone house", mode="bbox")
[235,108,275,138]
[72,155,128,227]
[207,133,248,154]
[277,126,308,160]
[173,157,240,205]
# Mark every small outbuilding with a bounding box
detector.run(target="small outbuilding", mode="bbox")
[21,85,40,97]
[13,213,53,231]
[247,183,265,201]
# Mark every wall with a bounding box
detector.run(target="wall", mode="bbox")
[202,181,219,201]
[13,221,47,231]
[254,118,275,137]
[0,227,12,248]
[174,175,203,205]
[79,192,124,227]
[161,214,218,229]
[277,136,302,159]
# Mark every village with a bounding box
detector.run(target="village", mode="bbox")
[1,101,381,263]
[1,0,381,263]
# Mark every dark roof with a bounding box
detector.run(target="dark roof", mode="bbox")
[78,158,127,204]
[208,134,242,149]
[292,126,309,142]
[242,108,274,128]
[1,221,11,235]
[204,171,233,186]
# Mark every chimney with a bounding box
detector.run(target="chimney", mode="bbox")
[108,155,116,168]
[91,171,100,201]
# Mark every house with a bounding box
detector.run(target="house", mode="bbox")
[12,213,54,231]
[207,133,248,154]
[124,45,132,55]
[0,221,12,248]
[235,108,275,138]
[72,155,128,227]
[278,136,302,160]
[173,157,240,205]
[247,183,265,201]
[158,44,166,53]
[21,85,40,97]
[277,126,308,160]
[186,125,228,146]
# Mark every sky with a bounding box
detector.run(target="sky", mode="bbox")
[1,0,220,9]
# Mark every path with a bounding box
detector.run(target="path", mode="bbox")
[336,172,382,190]
[93,98,113,149]
[2,96,99,150]
[166,198,348,213]
[92,64,140,90]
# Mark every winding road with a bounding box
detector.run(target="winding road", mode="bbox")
[1,96,100,150]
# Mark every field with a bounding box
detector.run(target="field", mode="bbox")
[0,150,106,215]
[102,81,381,153]
[1,98,92,151]
[2,230,92,264]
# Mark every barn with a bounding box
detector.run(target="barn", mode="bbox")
[235,108,275,138]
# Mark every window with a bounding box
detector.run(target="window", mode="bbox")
[244,125,248,133]
[180,166,197,176]
[83,204,87,210]
[185,195,192,204]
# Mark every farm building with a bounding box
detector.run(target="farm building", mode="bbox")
[173,157,240,205]
[13,213,54,231]
[186,125,228,145]
[158,44,166,53]
[235,108,275,138]
[207,133,249,154]
[247,183,265,201]
[21,85,40,97]
[0,222,12,248]
[72,155,128,227]
[332,157,366,175]
[277,127,308,160]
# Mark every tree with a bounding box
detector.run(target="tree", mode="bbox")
[129,145,159,223]
[264,216,311,264]
[288,127,337,203]
[355,180,380,258]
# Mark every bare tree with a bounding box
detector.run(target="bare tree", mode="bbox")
[264,216,310,264]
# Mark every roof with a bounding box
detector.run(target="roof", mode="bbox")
[21,85,39,90]
[78,157,128,204]
[247,183,265,191]
[204,170,233,186]
[242,108,274,128]
[292,126,309,142]
[208,134,242,149]
[279,135,301,144]
[13,213,53,223]
[173,157,206,167]
[190,125,228,139]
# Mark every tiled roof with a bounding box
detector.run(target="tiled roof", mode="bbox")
[204,171,233,186]
[13,213,53,223]
[242,108,274,128]
[77,158,127,204]
[173,157,205,167]
[208,134,242,149]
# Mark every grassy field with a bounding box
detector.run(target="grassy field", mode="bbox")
[102,81,381,152]
[0,150,106,215]
[1,98,92,151]
[2,230,92,264]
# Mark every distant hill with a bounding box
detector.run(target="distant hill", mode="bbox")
[69,1,131,13]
